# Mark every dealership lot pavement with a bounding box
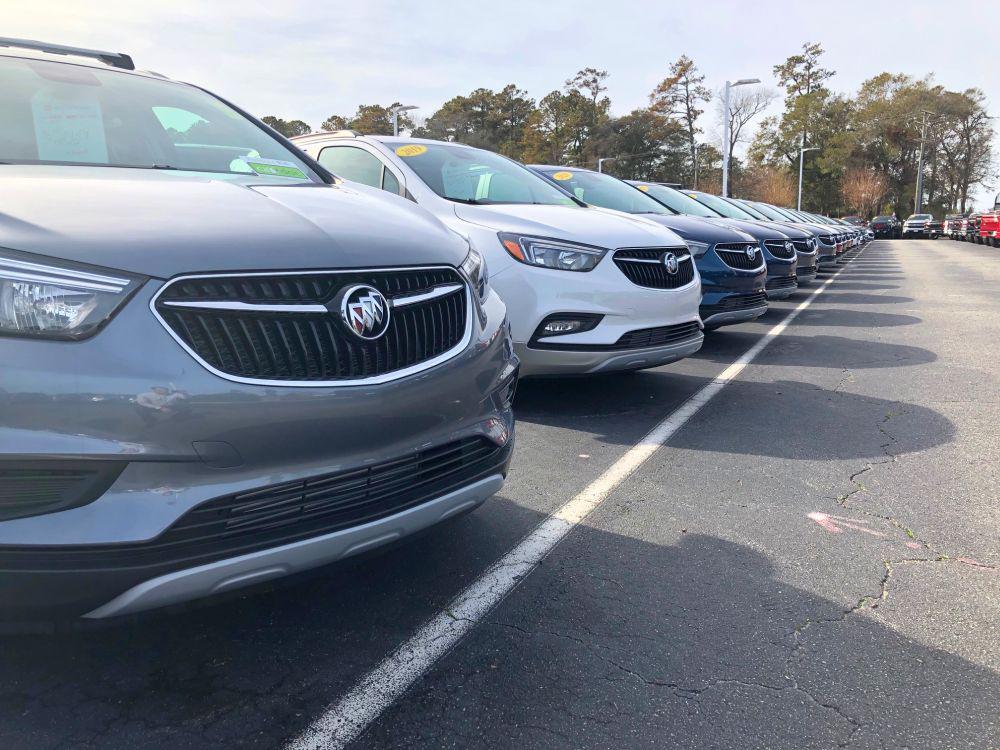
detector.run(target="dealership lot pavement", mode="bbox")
[1,240,997,749]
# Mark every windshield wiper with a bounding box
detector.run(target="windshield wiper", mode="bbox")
[446,197,488,205]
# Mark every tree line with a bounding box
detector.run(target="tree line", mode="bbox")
[263,43,996,218]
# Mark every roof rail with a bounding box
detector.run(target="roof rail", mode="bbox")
[0,37,134,70]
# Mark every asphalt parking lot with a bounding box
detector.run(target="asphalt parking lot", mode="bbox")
[1,239,997,750]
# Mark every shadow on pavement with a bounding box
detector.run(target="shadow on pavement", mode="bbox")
[0,512,992,750]
[515,371,952,458]
[692,333,935,368]
[359,530,998,750]
[786,309,921,328]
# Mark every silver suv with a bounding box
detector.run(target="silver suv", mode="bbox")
[0,40,518,621]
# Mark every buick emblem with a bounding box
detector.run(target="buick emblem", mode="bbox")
[663,252,680,275]
[745,245,757,260]
[337,284,390,340]
[785,241,795,254]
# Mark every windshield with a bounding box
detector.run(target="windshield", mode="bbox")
[908,214,932,220]
[383,140,576,206]
[1,56,319,180]
[748,202,790,221]
[535,169,673,214]
[872,216,892,222]
[729,199,770,220]
[634,183,719,218]
[685,191,757,220]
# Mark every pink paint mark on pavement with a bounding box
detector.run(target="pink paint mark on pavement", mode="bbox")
[808,512,888,538]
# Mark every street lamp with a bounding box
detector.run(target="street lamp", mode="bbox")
[721,78,760,197]
[693,142,702,190]
[390,104,418,137]
[797,136,820,211]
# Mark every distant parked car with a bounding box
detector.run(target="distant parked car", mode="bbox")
[870,215,900,239]
[943,214,964,239]
[966,214,983,243]
[672,190,800,298]
[902,213,935,239]
[293,133,705,377]
[979,211,1000,247]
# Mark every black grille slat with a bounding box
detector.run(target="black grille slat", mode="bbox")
[0,437,512,574]
[156,269,467,382]
[613,248,695,289]
[763,240,796,259]
[766,277,798,290]
[700,292,768,316]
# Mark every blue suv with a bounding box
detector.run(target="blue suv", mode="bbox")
[531,166,767,329]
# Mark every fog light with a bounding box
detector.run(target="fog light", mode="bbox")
[544,320,584,334]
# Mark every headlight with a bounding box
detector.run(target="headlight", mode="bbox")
[685,240,711,258]
[460,245,488,301]
[498,233,607,272]
[0,249,144,340]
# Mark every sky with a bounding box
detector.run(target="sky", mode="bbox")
[5,0,999,207]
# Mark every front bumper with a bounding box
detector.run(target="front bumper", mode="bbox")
[0,281,518,618]
[697,250,768,329]
[492,253,703,377]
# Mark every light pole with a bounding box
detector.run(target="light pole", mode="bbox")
[693,143,700,190]
[597,157,615,173]
[797,134,820,211]
[390,104,418,137]
[721,78,760,197]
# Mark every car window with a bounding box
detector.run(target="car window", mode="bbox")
[382,167,400,193]
[0,56,319,180]
[318,145,384,188]
[381,140,576,206]
[537,169,673,214]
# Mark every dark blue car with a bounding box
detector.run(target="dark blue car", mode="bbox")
[531,166,767,329]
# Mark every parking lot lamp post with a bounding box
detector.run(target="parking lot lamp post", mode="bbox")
[721,78,760,197]
[597,157,615,173]
[797,135,820,210]
[390,104,418,137]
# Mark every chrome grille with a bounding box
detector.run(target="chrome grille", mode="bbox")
[153,267,469,385]
[612,248,695,289]
[715,243,764,271]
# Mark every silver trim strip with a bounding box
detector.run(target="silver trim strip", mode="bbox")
[391,283,464,308]
[0,268,126,292]
[616,253,692,265]
[150,266,473,388]
[159,283,464,314]
[0,256,131,287]
[162,300,329,313]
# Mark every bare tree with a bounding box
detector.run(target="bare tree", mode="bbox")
[717,85,777,158]
[841,168,888,218]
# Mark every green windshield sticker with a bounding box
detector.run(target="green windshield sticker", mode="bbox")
[242,157,307,179]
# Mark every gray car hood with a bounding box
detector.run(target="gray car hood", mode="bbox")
[0,167,467,278]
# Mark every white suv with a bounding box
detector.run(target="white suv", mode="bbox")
[293,134,704,377]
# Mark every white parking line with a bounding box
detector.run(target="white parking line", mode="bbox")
[287,250,866,750]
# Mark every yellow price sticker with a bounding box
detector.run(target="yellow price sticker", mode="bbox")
[637,185,650,192]
[552,171,573,181]
[395,144,428,157]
